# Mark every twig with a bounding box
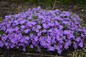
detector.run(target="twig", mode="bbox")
[52,0,56,10]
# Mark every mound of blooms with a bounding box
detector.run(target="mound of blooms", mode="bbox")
[0,7,86,54]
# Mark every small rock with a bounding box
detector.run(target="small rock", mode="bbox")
[81,9,85,12]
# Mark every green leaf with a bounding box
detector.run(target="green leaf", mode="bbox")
[32,15,38,19]
[0,30,5,34]
[81,19,83,22]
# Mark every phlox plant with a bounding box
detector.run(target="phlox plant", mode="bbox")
[0,7,86,54]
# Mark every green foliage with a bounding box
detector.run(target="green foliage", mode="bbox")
[68,49,86,57]
[0,30,5,34]
[56,0,86,5]
[8,0,23,3]
[80,19,86,27]
[8,0,86,5]
[32,15,38,19]
[7,0,86,9]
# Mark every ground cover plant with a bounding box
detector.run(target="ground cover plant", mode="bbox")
[0,7,86,55]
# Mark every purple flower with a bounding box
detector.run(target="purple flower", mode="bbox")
[55,21,59,25]
[22,48,26,51]
[73,42,77,49]
[6,28,14,33]
[37,25,41,29]
[34,36,38,41]
[26,36,29,40]
[43,23,47,28]
[48,22,54,26]
[37,46,41,51]
[64,30,72,34]
[37,31,42,36]
[0,41,4,47]
[21,25,25,29]
[67,34,75,39]
[42,29,47,32]
[0,34,1,37]
[59,25,63,29]
[37,6,41,10]
[75,37,81,42]
[24,29,30,33]
[81,33,84,37]
[48,46,54,51]
[20,20,26,24]
[64,40,72,49]
[11,44,15,48]
[30,22,37,25]
[79,40,83,48]
[35,28,39,32]
[58,49,62,54]
[64,44,69,49]
[30,44,34,48]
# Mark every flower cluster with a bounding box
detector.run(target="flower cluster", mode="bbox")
[0,7,86,54]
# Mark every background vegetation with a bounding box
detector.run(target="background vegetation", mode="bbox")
[7,0,86,6]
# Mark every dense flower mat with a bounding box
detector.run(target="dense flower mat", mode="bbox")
[0,7,86,54]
